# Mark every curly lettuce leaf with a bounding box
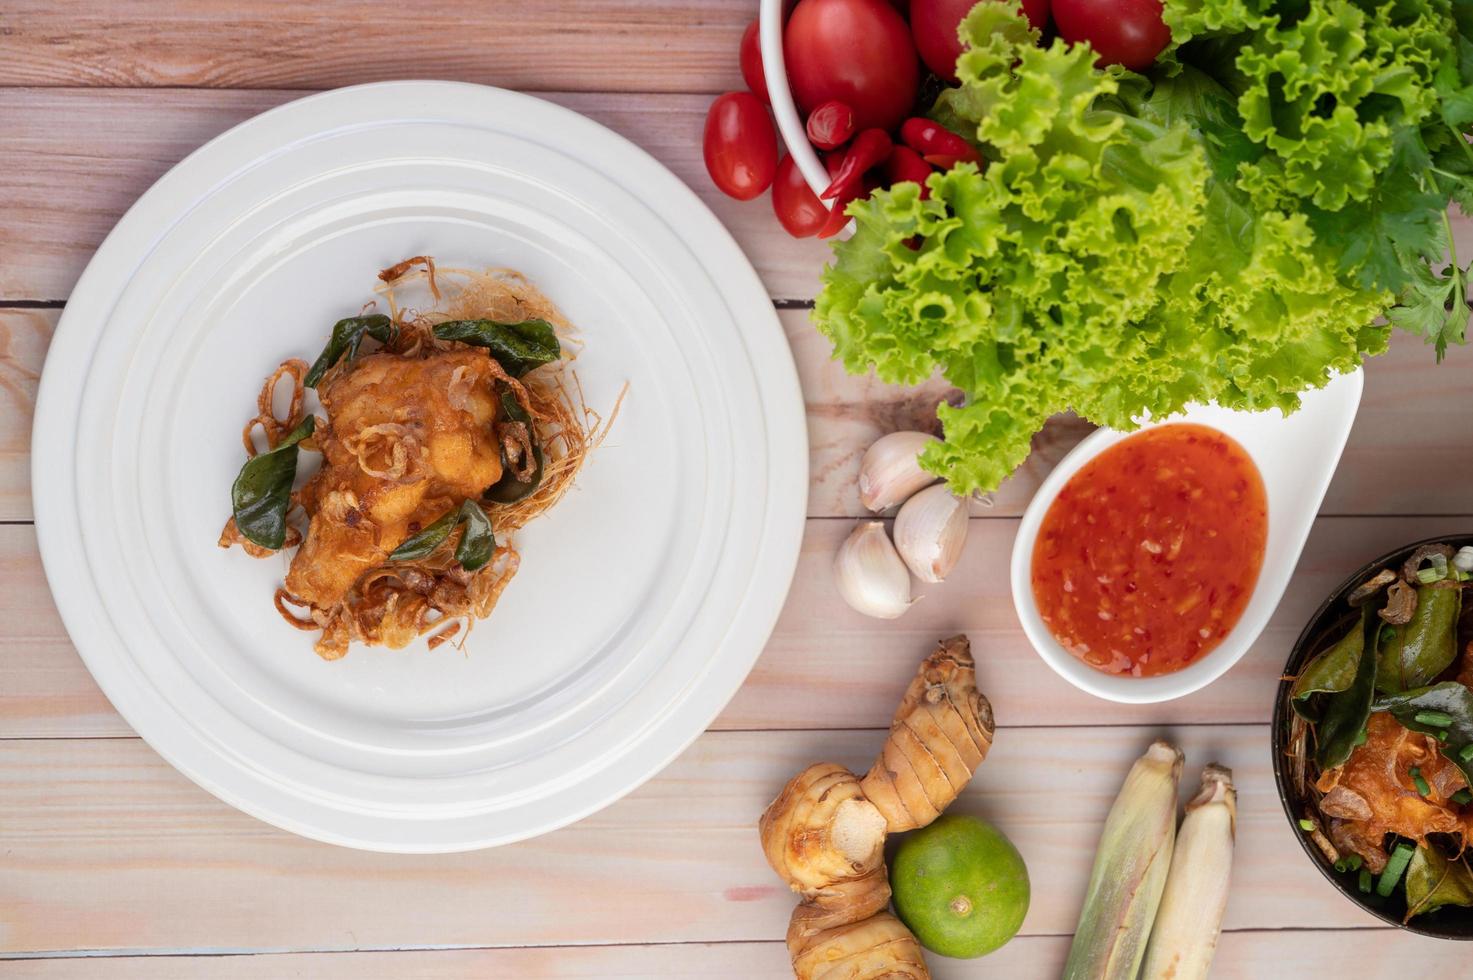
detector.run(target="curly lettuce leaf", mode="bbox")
[814,4,1385,494]
[1166,0,1473,353]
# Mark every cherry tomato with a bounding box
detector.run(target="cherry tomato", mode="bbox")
[784,0,919,134]
[1052,0,1170,72]
[772,154,828,238]
[703,92,778,201]
[806,100,856,151]
[739,20,770,105]
[911,0,1050,83]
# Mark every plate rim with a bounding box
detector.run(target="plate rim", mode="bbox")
[31,80,809,851]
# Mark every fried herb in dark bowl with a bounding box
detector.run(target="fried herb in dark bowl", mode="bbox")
[1274,535,1473,939]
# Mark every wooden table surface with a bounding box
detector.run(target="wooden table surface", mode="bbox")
[4,4,1473,977]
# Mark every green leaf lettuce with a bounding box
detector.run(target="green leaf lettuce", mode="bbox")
[814,3,1387,494]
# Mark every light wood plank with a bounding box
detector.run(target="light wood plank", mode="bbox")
[4,516,1470,738]
[0,726,1395,955]
[798,322,1473,519]
[0,1,751,92]
[10,309,1473,523]
[720,513,1473,731]
[0,309,51,519]
[4,929,1463,979]
[0,88,826,304]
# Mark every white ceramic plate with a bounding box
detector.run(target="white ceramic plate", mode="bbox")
[1010,370,1363,704]
[31,81,807,851]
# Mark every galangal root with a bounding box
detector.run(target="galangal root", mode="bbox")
[758,635,996,980]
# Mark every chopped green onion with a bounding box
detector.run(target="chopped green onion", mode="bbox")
[1379,626,1397,645]
[1460,743,1473,763]
[1412,767,1431,796]
[1299,818,1315,832]
[1417,554,1450,584]
[1359,869,1373,893]
[1334,855,1363,873]
[1376,842,1415,897]
[1439,730,1450,742]
[1415,710,1455,727]
[1452,789,1473,805]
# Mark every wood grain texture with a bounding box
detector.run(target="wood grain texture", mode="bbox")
[0,726,1397,956]
[4,930,1464,979]
[0,1,751,92]
[4,516,1471,738]
[0,308,51,518]
[0,88,827,303]
[799,322,1473,519]
[9,309,1473,522]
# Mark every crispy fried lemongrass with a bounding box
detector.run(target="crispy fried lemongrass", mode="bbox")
[859,635,996,832]
[1063,739,1183,980]
[1140,765,1236,980]
[759,636,996,980]
[240,358,309,456]
[789,912,930,980]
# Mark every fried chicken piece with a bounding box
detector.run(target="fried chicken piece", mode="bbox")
[285,350,504,609]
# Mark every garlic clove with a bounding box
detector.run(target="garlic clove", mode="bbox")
[834,521,914,619]
[858,431,940,511]
[893,483,969,584]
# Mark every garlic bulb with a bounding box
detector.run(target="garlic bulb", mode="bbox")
[858,431,940,511]
[893,483,969,583]
[834,522,914,619]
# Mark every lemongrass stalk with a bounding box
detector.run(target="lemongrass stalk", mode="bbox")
[1063,739,1183,980]
[1140,765,1236,980]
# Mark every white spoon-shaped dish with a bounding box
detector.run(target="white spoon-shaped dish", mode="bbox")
[1010,369,1364,704]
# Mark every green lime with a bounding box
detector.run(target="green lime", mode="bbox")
[890,813,1030,959]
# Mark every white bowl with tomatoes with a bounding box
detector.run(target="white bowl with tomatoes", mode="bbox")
[703,0,1172,240]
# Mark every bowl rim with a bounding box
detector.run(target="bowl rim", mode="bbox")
[758,0,831,200]
[1271,531,1473,940]
[1008,371,1362,704]
[1007,421,1275,704]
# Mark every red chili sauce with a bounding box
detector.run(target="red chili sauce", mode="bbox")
[1030,423,1267,678]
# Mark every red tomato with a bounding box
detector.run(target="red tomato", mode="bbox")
[784,0,919,133]
[1052,0,1170,71]
[911,0,1050,83]
[703,92,778,201]
[772,154,828,238]
[739,20,770,105]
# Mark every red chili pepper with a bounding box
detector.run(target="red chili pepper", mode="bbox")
[884,145,934,199]
[899,117,982,167]
[805,100,856,151]
[817,185,859,238]
[822,128,893,202]
[823,149,846,179]
[815,151,857,239]
[818,179,887,239]
[922,153,988,172]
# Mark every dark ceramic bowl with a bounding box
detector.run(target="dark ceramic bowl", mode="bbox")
[1272,533,1473,939]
